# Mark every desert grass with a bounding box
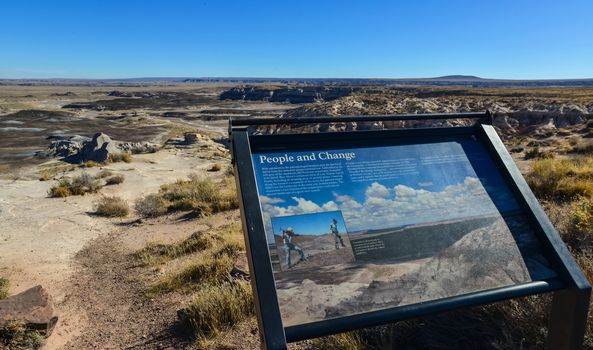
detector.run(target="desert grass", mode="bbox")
[0,322,46,350]
[527,157,593,199]
[137,221,249,341]
[135,230,219,266]
[94,196,130,217]
[134,193,168,218]
[48,172,102,197]
[177,281,254,342]
[0,277,8,300]
[144,223,244,293]
[105,174,125,185]
[135,175,238,217]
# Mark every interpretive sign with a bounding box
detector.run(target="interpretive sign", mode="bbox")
[230,113,591,350]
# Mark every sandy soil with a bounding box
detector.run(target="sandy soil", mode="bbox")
[0,144,227,349]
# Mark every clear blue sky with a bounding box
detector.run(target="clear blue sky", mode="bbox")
[1,0,592,79]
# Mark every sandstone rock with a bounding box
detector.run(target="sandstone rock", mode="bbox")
[78,132,120,162]
[0,285,58,336]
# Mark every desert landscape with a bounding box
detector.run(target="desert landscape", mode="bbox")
[1,78,593,349]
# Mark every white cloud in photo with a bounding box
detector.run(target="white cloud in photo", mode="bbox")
[260,176,499,241]
[365,182,391,198]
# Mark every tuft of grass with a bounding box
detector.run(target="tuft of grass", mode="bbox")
[159,176,238,215]
[94,196,129,217]
[48,185,71,198]
[149,256,234,294]
[96,169,114,179]
[0,321,46,350]
[0,277,8,300]
[105,174,125,185]
[108,152,133,163]
[134,175,238,218]
[134,193,168,218]
[208,163,222,172]
[135,231,218,265]
[177,281,254,340]
[82,160,100,168]
[314,331,364,350]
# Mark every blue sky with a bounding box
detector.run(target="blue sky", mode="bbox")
[1,0,592,79]
[271,211,347,236]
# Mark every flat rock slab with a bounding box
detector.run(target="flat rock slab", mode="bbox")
[0,285,58,336]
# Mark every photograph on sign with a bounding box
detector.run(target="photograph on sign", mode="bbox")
[252,138,557,327]
[270,211,354,271]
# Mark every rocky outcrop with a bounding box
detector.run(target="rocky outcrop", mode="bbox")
[272,92,593,136]
[0,285,58,336]
[41,135,91,158]
[39,133,160,162]
[220,86,355,104]
[78,132,120,162]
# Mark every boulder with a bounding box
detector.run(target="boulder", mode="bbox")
[78,132,120,162]
[0,285,58,336]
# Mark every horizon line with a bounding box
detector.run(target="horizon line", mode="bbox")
[2,75,593,82]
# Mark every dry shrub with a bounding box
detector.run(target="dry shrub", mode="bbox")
[82,160,100,168]
[95,196,129,217]
[177,281,253,340]
[122,152,133,163]
[158,175,238,215]
[48,173,103,198]
[96,169,114,179]
[0,321,45,350]
[105,174,125,185]
[70,172,101,195]
[527,157,593,199]
[314,331,364,350]
[134,193,168,218]
[108,152,132,163]
[208,163,222,172]
[0,277,8,300]
[48,185,71,198]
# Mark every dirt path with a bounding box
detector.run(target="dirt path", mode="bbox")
[60,228,193,350]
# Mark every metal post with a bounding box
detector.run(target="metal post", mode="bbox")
[232,127,288,350]
[547,287,591,349]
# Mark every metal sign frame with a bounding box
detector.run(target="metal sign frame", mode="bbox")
[229,112,591,350]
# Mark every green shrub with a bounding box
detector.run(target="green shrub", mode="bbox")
[159,176,238,215]
[177,281,253,340]
[95,196,129,217]
[134,193,168,218]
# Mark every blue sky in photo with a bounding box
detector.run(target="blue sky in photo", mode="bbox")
[1,0,592,79]
[271,211,347,236]
[253,139,518,213]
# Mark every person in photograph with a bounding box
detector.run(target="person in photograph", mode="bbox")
[330,218,346,249]
[282,227,306,267]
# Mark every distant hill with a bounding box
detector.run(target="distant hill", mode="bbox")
[2,75,593,87]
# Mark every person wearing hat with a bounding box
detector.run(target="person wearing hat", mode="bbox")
[282,227,306,268]
[330,218,346,249]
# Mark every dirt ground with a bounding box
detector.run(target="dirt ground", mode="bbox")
[0,145,230,349]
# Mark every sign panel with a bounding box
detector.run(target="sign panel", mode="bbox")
[251,136,557,327]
